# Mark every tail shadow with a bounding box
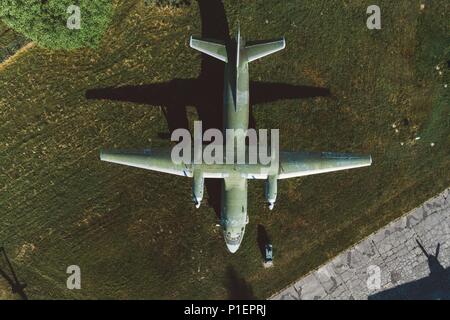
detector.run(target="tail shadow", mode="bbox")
[225,266,256,300]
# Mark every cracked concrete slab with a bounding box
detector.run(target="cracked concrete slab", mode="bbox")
[271,188,450,300]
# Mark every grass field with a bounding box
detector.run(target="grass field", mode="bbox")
[0,0,449,299]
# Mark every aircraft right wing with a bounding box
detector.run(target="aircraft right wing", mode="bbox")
[100,149,193,178]
[278,151,372,179]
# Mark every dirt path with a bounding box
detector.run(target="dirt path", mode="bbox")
[0,42,35,72]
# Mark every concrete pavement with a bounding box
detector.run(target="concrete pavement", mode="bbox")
[271,188,450,300]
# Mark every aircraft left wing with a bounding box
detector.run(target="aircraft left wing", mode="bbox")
[100,149,193,178]
[278,151,372,179]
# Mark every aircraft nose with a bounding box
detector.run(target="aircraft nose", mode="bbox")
[226,243,241,254]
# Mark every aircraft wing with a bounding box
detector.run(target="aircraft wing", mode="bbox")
[100,149,193,178]
[278,151,372,179]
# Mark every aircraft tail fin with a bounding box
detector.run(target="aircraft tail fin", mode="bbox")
[244,38,286,63]
[190,36,228,63]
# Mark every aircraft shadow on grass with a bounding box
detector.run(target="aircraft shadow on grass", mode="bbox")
[369,239,450,300]
[85,0,331,218]
[0,247,28,300]
[225,266,256,300]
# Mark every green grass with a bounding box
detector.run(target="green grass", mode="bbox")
[0,0,448,299]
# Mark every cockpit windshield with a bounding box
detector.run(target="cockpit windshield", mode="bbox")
[225,231,242,245]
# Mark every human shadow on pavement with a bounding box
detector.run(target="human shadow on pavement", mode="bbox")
[369,239,450,300]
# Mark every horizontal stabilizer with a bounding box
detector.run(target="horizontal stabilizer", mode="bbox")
[245,38,286,63]
[278,152,372,179]
[190,36,228,63]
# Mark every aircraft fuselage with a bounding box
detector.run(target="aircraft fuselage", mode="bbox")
[221,31,250,253]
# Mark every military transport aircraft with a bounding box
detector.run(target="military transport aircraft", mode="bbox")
[99,27,372,253]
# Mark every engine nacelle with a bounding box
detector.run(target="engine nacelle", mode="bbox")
[265,175,278,210]
[192,173,204,208]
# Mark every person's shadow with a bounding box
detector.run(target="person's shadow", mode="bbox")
[0,247,28,300]
[369,239,450,300]
[416,239,445,276]
[86,0,331,219]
